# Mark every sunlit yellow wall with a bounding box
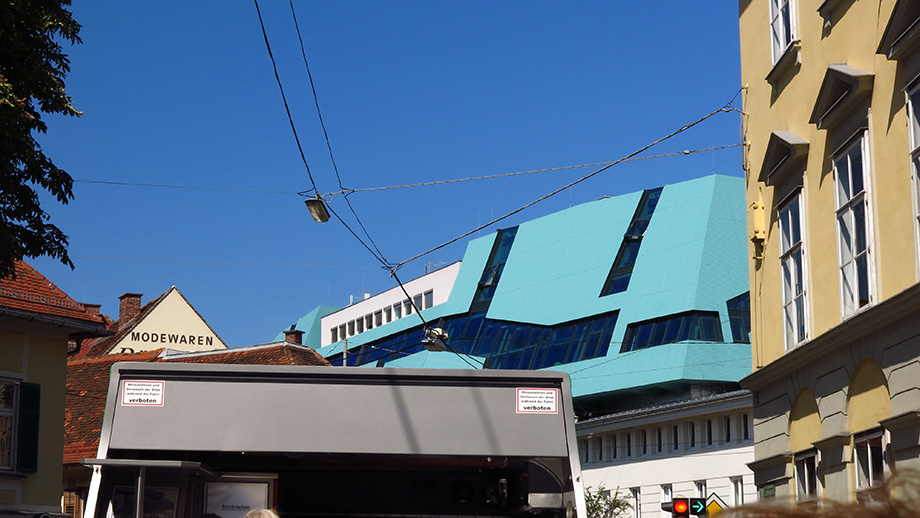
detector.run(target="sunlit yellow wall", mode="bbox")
[789,389,822,452]
[847,360,891,433]
[739,0,917,371]
[0,319,70,512]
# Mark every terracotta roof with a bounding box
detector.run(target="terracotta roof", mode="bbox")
[159,342,329,366]
[0,261,105,325]
[64,342,329,465]
[64,350,163,464]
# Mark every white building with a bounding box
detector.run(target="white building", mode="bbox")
[578,391,756,517]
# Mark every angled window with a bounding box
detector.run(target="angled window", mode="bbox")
[794,449,819,501]
[834,135,873,316]
[909,84,920,276]
[877,0,920,61]
[779,193,807,348]
[854,429,887,499]
[620,311,723,352]
[471,227,518,312]
[600,188,662,296]
[726,292,751,343]
[770,0,795,64]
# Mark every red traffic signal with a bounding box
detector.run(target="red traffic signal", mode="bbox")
[661,498,707,517]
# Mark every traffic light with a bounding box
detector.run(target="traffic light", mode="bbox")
[661,498,707,517]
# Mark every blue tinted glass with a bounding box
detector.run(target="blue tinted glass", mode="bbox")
[511,325,533,351]
[614,240,641,267]
[641,188,663,218]
[684,315,702,341]
[519,347,536,369]
[583,334,601,359]
[700,313,723,341]
[633,323,652,349]
[542,341,567,367]
[504,350,523,370]
[626,219,650,237]
[474,320,501,356]
[608,272,631,294]
[649,320,667,347]
[663,317,682,343]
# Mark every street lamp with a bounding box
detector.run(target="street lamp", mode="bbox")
[305,195,330,223]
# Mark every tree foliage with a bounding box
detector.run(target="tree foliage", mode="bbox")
[585,485,631,518]
[0,0,82,279]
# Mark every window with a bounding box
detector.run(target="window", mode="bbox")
[742,413,750,441]
[594,436,604,462]
[357,318,364,333]
[779,194,807,348]
[657,427,663,453]
[424,290,434,309]
[413,294,423,313]
[348,320,356,336]
[854,429,887,494]
[641,430,648,456]
[365,314,373,330]
[661,485,672,518]
[689,422,696,449]
[374,311,383,327]
[630,488,641,518]
[726,292,751,343]
[834,135,873,316]
[472,227,518,311]
[672,425,679,451]
[1,380,40,472]
[393,303,402,319]
[0,381,13,469]
[770,0,794,64]
[706,419,713,446]
[732,478,744,506]
[611,434,618,460]
[384,306,392,323]
[331,327,339,343]
[724,415,732,444]
[908,84,920,274]
[794,449,818,501]
[404,300,413,315]
[626,433,632,458]
[696,480,707,498]
[620,311,723,352]
[601,188,663,296]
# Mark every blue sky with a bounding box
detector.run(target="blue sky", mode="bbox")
[31,2,744,347]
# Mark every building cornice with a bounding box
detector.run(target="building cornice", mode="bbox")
[742,283,920,390]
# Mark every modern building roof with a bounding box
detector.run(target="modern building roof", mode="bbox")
[284,175,751,402]
[0,261,108,331]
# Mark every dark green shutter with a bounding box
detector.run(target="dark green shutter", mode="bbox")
[16,382,40,472]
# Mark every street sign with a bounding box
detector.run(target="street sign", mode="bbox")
[661,498,707,516]
[690,499,706,515]
[705,493,729,516]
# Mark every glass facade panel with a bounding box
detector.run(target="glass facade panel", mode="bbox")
[621,311,725,352]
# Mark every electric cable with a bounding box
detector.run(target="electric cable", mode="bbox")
[253,0,319,194]
[390,101,744,273]
[321,144,743,196]
[287,0,388,262]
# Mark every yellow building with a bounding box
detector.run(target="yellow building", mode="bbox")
[738,0,920,504]
[0,262,109,518]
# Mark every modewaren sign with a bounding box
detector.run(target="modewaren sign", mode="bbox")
[129,331,214,346]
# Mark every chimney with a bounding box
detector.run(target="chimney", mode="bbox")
[283,328,304,345]
[118,293,143,323]
[84,303,101,317]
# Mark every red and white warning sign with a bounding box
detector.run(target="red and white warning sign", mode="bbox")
[121,380,165,406]
[516,388,558,414]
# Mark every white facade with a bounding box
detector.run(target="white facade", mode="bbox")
[577,392,756,517]
[319,262,461,347]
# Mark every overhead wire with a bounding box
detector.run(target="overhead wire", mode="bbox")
[287,0,388,262]
[390,100,744,273]
[253,0,319,194]
[323,144,743,196]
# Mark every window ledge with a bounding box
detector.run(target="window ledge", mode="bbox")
[767,40,802,86]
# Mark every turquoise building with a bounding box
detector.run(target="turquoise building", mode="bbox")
[283,174,751,417]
